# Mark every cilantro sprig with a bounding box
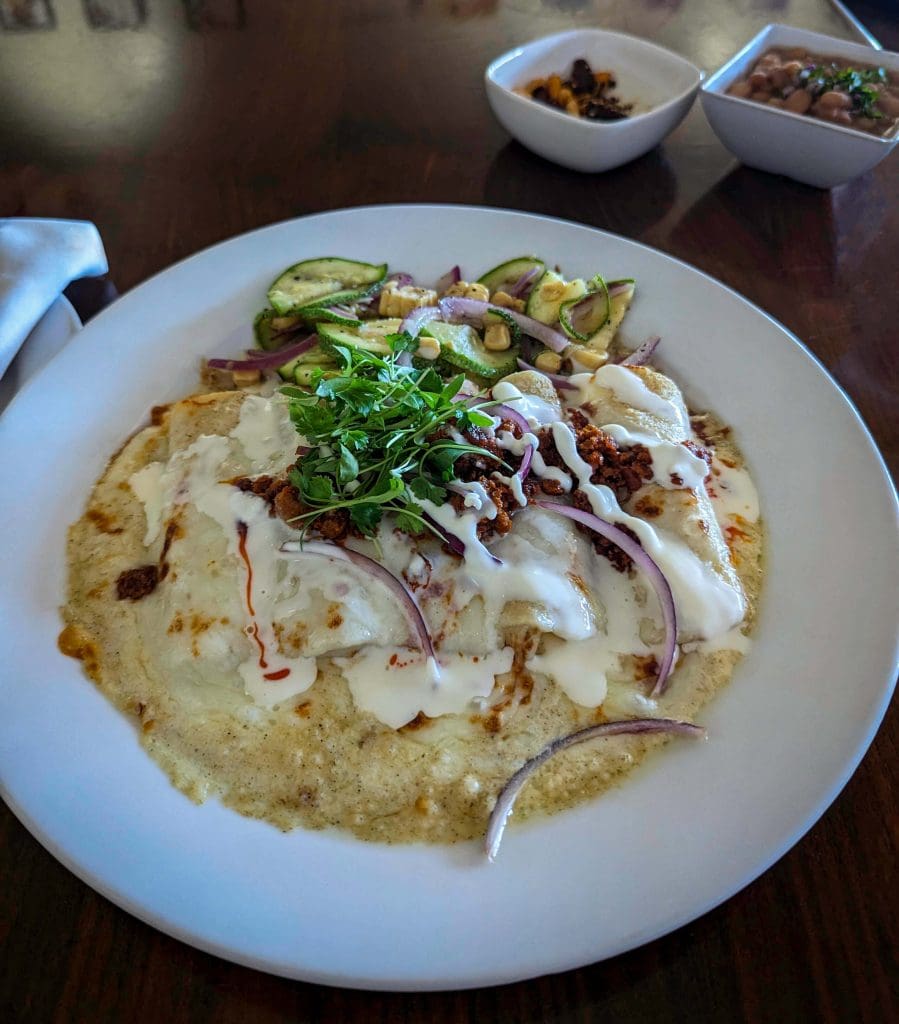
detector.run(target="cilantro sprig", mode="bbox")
[800,63,888,119]
[279,333,506,539]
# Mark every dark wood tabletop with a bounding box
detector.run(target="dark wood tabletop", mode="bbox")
[1,1,897,1021]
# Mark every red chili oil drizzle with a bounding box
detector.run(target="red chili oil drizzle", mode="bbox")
[236,521,255,616]
[236,520,289,678]
[264,667,291,681]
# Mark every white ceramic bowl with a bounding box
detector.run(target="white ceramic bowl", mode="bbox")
[485,29,702,173]
[701,24,899,189]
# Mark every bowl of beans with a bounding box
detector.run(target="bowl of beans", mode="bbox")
[701,24,899,188]
[485,29,702,173]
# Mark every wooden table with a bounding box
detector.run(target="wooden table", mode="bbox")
[1,1,896,1020]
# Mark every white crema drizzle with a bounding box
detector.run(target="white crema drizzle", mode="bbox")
[128,369,752,727]
[568,364,689,428]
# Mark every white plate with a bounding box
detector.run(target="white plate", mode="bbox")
[0,206,896,991]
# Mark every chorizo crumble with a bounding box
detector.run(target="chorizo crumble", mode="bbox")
[230,411,684,571]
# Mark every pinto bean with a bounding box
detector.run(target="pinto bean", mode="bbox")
[877,90,899,117]
[727,80,752,98]
[784,88,812,114]
[818,90,852,110]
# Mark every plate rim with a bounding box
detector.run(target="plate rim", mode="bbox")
[0,204,896,991]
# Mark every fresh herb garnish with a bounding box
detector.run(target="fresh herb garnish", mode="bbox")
[800,63,887,118]
[280,334,505,539]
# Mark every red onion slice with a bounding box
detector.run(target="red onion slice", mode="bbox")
[535,501,677,695]
[439,297,570,353]
[485,718,705,860]
[435,265,461,293]
[400,305,441,339]
[517,443,533,482]
[207,333,318,371]
[322,305,362,324]
[620,335,660,366]
[516,357,578,391]
[608,281,633,298]
[422,511,466,556]
[421,511,502,565]
[452,379,479,401]
[280,540,437,664]
[508,266,541,299]
[489,401,529,435]
[389,272,415,288]
[488,399,534,484]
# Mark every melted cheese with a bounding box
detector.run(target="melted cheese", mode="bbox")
[570,364,688,428]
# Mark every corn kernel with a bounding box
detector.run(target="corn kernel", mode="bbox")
[443,280,490,302]
[558,87,574,106]
[483,323,512,352]
[572,348,607,371]
[416,336,441,361]
[547,74,562,100]
[535,350,562,373]
[232,368,262,387]
[379,282,437,317]
[491,290,525,313]
[525,77,545,93]
[566,99,580,116]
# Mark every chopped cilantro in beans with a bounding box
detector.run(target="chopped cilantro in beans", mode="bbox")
[727,46,899,136]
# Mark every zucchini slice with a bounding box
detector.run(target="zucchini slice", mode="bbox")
[254,309,310,351]
[483,307,522,342]
[559,277,610,343]
[294,363,337,387]
[525,270,588,325]
[254,309,281,351]
[477,256,545,295]
[432,322,519,382]
[268,257,387,315]
[301,306,362,328]
[316,318,402,358]
[277,343,334,381]
[580,281,636,353]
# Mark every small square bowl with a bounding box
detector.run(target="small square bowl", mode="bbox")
[485,29,702,173]
[700,23,899,189]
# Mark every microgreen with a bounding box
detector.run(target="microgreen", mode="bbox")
[280,333,505,539]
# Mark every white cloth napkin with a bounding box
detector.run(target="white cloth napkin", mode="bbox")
[0,218,108,379]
